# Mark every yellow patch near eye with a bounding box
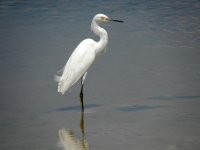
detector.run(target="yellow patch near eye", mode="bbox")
[101,17,105,21]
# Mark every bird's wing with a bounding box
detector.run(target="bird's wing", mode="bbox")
[57,39,96,94]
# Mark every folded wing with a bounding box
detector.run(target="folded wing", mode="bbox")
[55,39,96,94]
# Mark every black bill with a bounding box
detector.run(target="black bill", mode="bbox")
[107,18,124,23]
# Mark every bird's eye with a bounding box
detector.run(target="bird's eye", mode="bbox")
[101,17,105,21]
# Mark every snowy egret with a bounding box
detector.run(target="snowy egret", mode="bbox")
[55,14,123,111]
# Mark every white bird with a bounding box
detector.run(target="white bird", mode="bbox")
[55,14,123,111]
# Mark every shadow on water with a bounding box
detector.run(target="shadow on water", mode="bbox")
[56,94,100,111]
[146,95,200,101]
[58,111,89,150]
[56,104,100,111]
[117,104,167,112]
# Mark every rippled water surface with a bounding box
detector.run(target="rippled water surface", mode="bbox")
[0,0,200,150]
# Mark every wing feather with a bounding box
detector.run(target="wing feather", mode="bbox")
[55,39,96,94]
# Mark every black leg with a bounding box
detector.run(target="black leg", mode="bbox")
[79,86,84,112]
[79,77,84,112]
[79,84,84,97]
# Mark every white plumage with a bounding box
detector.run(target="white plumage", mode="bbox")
[55,39,96,94]
[54,14,123,109]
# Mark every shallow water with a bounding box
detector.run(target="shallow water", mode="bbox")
[0,0,200,150]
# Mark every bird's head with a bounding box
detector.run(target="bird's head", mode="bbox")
[93,14,124,23]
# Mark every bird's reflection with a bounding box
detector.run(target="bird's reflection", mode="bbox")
[58,111,89,150]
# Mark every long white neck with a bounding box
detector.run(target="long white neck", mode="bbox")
[91,20,108,57]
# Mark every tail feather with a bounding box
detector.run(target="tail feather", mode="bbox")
[54,75,61,83]
[54,75,62,93]
[55,74,71,95]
